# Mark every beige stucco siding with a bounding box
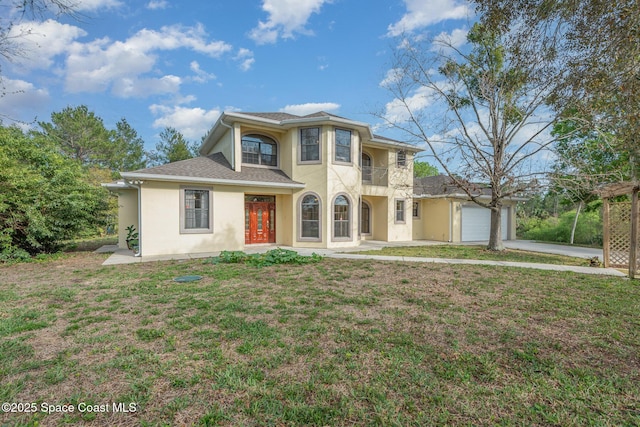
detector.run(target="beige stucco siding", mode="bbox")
[138,181,244,257]
[138,180,299,256]
[117,189,139,249]
[369,196,388,241]
[206,128,233,166]
[415,198,453,242]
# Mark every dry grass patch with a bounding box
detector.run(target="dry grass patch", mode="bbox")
[0,253,638,426]
[357,244,594,266]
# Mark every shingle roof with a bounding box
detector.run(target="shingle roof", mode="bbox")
[241,111,351,122]
[124,153,304,187]
[414,175,491,196]
[300,111,350,120]
[240,112,299,121]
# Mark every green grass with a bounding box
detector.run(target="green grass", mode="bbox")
[357,244,594,266]
[0,252,638,426]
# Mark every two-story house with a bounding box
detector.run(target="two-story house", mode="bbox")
[109,111,421,257]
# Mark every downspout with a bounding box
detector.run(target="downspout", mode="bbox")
[219,118,235,170]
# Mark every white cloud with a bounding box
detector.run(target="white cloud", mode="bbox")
[8,19,87,69]
[387,0,471,37]
[249,0,331,44]
[0,77,50,120]
[146,0,169,10]
[379,68,404,88]
[75,0,123,11]
[150,104,222,140]
[383,86,437,124]
[279,102,340,116]
[111,75,182,98]
[432,27,468,51]
[64,24,232,97]
[234,48,255,71]
[189,61,216,83]
[124,24,232,57]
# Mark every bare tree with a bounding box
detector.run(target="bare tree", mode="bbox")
[0,0,79,65]
[474,0,640,180]
[378,23,581,250]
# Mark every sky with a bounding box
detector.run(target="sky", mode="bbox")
[0,0,474,152]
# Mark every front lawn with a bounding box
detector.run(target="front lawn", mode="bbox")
[0,253,638,426]
[357,244,594,266]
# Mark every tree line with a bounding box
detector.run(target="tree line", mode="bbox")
[0,105,199,260]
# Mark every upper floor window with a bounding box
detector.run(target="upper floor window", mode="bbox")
[361,152,372,183]
[334,128,352,163]
[396,150,407,167]
[300,127,320,162]
[242,134,278,166]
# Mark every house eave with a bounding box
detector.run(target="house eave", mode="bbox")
[120,172,306,189]
[102,181,136,190]
[366,139,421,152]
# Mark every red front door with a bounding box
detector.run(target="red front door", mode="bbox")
[245,201,276,244]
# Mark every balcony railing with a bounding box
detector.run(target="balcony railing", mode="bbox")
[362,166,388,186]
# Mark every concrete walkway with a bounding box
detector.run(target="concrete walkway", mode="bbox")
[99,241,625,277]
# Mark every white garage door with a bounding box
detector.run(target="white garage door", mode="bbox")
[461,206,509,241]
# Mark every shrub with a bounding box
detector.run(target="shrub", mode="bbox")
[521,209,602,246]
[0,126,109,255]
[208,248,322,267]
[217,250,249,264]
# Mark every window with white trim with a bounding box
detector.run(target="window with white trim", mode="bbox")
[300,127,320,162]
[396,150,407,167]
[334,128,352,163]
[395,199,406,223]
[334,195,351,238]
[242,134,278,166]
[180,187,213,234]
[300,193,321,240]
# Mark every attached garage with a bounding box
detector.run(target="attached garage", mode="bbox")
[461,205,509,241]
[413,175,524,243]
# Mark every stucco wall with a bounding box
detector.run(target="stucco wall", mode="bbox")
[117,189,139,249]
[207,128,233,166]
[415,198,453,242]
[138,181,244,256]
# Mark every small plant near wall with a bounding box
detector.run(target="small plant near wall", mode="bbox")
[125,225,139,252]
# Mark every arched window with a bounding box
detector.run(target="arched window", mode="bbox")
[333,194,351,239]
[300,193,321,240]
[242,134,278,166]
[361,152,372,183]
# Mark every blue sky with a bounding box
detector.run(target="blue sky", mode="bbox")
[0,0,474,152]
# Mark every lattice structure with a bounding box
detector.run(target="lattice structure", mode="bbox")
[599,182,640,278]
[608,202,632,268]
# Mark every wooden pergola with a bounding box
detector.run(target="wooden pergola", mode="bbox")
[596,182,640,279]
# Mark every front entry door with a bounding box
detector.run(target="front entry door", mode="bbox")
[245,200,276,244]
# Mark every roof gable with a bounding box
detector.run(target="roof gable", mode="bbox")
[201,110,421,155]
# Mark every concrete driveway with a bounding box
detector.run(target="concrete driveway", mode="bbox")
[501,240,603,261]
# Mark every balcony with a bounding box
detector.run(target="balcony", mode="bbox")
[362,166,388,187]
